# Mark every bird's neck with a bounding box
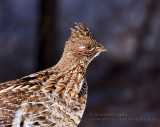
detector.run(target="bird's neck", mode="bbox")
[55,53,88,73]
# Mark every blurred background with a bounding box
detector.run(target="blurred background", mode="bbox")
[0,0,160,127]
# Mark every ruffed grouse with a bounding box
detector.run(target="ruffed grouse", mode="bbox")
[0,23,107,127]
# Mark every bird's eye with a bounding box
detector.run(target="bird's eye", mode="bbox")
[86,45,92,50]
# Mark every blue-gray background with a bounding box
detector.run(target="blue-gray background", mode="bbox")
[0,0,160,127]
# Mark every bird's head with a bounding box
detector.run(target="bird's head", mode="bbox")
[62,22,107,68]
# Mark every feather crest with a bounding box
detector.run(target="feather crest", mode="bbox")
[69,22,94,41]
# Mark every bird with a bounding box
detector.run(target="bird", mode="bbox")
[0,22,107,127]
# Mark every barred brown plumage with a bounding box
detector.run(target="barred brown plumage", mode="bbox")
[0,22,107,127]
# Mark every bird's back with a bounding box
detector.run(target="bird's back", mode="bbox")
[0,66,88,127]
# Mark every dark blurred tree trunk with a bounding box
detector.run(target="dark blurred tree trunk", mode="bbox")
[38,0,58,70]
[136,0,159,55]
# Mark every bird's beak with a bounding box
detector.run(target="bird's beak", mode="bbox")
[96,43,107,52]
[100,45,107,52]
